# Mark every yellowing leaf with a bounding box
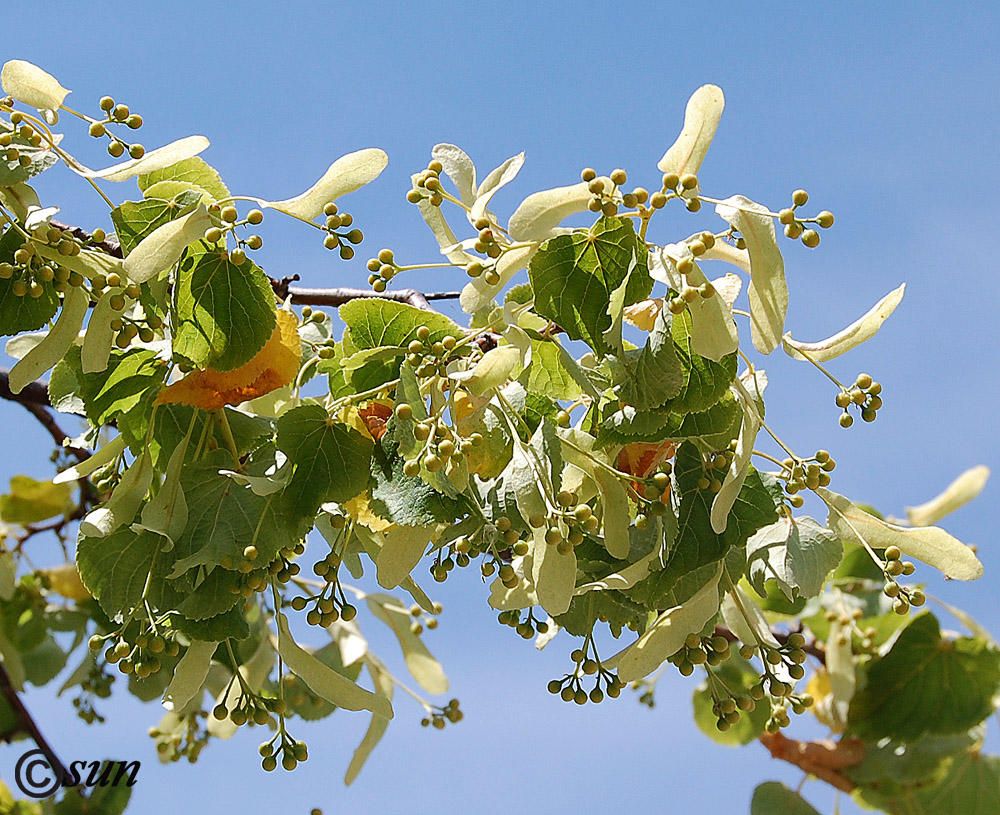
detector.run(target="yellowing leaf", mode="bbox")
[623,298,662,332]
[75,136,210,182]
[266,148,388,220]
[41,562,91,601]
[1,59,70,110]
[452,345,519,396]
[608,562,723,682]
[658,84,725,178]
[1,474,74,524]
[156,310,300,409]
[782,284,905,362]
[816,487,983,581]
[906,465,990,527]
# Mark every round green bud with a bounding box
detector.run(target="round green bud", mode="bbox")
[126,114,143,129]
[884,545,901,561]
[816,210,835,228]
[99,96,115,111]
[801,229,820,248]
[128,144,145,160]
[610,168,627,186]
[107,140,125,158]
[229,248,247,265]
[839,413,854,428]
[220,206,239,223]
[204,227,223,243]
[88,122,106,138]
[112,104,130,121]
[784,221,803,239]
[778,207,795,225]
[792,189,809,206]
[650,191,667,209]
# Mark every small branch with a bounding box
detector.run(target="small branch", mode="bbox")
[282,283,460,312]
[0,660,74,785]
[1,369,89,463]
[758,731,865,793]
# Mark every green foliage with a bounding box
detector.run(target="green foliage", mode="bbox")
[0,61,993,815]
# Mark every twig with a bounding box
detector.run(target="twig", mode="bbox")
[0,370,89,463]
[0,659,74,786]
[758,731,864,793]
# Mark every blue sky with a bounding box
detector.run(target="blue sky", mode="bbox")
[1,3,998,813]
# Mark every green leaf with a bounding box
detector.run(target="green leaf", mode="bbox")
[0,226,59,336]
[746,516,842,600]
[276,404,374,515]
[647,443,776,599]
[77,527,168,619]
[173,605,249,642]
[858,752,1000,815]
[692,657,769,745]
[529,216,652,355]
[0,474,73,524]
[618,308,684,409]
[848,613,1000,742]
[556,589,646,638]
[846,730,980,798]
[596,391,742,449]
[168,452,296,577]
[109,191,204,255]
[369,445,469,526]
[750,782,821,815]
[660,307,738,415]
[339,298,461,350]
[172,248,276,370]
[138,156,232,203]
[72,346,165,441]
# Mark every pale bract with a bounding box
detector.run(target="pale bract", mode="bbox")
[470,152,525,224]
[715,195,788,354]
[6,286,88,394]
[507,179,606,242]
[816,487,984,581]
[265,147,388,220]
[162,640,217,712]
[782,284,905,362]
[431,143,477,205]
[275,613,393,718]
[1,59,71,111]
[657,84,725,178]
[607,563,724,682]
[74,136,210,182]
[122,206,213,284]
[905,465,990,527]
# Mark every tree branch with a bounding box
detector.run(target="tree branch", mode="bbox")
[0,659,74,785]
[0,369,89,463]
[758,731,865,793]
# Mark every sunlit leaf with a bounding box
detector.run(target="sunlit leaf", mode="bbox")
[0,474,73,524]
[6,285,88,393]
[608,562,723,682]
[122,206,213,283]
[75,135,210,182]
[162,640,216,712]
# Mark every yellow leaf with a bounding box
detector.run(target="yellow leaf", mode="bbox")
[43,562,91,601]
[156,310,300,409]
